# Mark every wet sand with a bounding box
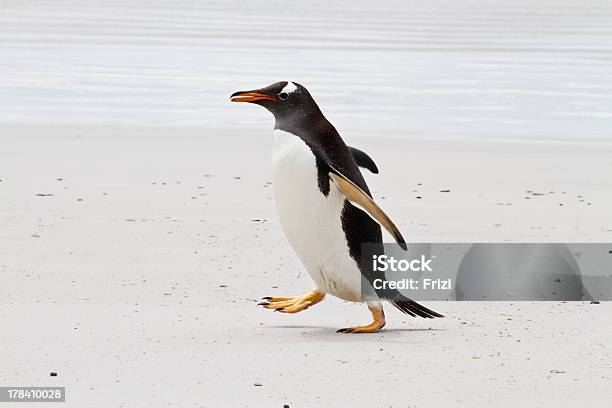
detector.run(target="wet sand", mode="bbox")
[2,0,612,141]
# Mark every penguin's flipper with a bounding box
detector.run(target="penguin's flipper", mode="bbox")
[348,146,379,174]
[329,171,407,250]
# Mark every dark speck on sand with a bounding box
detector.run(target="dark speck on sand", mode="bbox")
[50,372,58,377]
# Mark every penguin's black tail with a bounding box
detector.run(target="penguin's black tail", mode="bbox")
[390,295,444,319]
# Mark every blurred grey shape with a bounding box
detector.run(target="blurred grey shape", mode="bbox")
[455,243,589,300]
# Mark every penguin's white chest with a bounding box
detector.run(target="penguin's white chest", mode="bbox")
[272,129,361,301]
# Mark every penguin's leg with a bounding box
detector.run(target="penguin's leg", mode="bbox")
[259,290,325,314]
[337,302,386,333]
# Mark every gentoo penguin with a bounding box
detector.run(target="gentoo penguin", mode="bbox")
[231,81,443,333]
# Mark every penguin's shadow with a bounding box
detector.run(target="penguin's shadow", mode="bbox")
[268,325,444,342]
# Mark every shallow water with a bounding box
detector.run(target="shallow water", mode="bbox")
[1,0,611,141]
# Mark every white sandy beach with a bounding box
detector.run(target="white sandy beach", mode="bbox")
[1,125,611,407]
[2,0,612,406]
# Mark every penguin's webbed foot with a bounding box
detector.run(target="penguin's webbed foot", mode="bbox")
[337,304,386,334]
[336,321,385,333]
[258,291,325,314]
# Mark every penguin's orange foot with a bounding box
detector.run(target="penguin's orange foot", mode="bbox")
[258,291,325,314]
[337,321,385,333]
[337,304,386,334]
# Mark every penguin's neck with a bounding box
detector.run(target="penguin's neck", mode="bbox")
[274,111,337,149]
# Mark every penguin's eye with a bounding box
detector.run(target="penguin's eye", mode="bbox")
[278,92,288,101]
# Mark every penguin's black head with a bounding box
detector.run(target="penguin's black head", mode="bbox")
[230,81,321,123]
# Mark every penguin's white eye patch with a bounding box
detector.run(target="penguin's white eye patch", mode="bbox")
[278,92,288,100]
[280,81,298,94]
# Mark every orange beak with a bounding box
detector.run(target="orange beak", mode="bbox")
[230,91,276,103]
